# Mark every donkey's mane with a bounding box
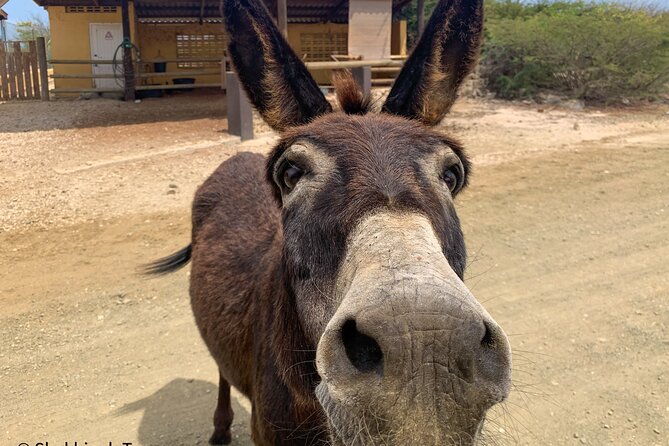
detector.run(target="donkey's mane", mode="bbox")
[333,72,373,116]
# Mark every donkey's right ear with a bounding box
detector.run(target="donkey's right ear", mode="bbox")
[223,0,332,132]
[382,0,484,126]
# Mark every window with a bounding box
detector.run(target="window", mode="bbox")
[176,33,225,68]
[300,32,348,62]
[65,6,117,13]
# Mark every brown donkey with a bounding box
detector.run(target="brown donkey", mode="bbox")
[148,0,512,444]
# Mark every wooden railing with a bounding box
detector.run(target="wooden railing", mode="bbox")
[47,57,406,96]
[226,58,406,141]
[48,57,225,95]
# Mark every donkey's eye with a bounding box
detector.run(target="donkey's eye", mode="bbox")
[282,165,304,190]
[442,167,459,193]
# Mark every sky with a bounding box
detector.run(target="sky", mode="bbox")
[2,0,668,23]
[3,0,49,23]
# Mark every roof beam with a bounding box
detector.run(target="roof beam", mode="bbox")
[327,0,347,22]
[33,1,120,6]
[33,0,413,21]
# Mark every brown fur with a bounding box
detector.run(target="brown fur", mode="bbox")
[187,152,324,444]
[333,72,372,115]
[383,0,484,125]
[185,112,473,444]
[147,1,507,445]
[223,0,332,131]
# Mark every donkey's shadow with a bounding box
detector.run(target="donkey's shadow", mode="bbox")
[115,378,252,445]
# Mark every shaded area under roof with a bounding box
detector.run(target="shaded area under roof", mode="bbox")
[33,0,412,24]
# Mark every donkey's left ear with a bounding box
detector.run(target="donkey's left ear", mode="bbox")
[223,0,332,132]
[382,0,483,126]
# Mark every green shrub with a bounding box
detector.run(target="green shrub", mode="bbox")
[481,1,669,102]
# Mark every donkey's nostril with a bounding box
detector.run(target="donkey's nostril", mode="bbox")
[341,319,383,374]
[481,320,496,349]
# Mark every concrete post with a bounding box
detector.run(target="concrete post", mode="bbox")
[226,71,254,141]
[351,66,372,97]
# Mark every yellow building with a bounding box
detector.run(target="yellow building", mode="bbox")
[33,0,409,98]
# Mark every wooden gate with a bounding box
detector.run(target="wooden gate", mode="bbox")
[0,37,49,101]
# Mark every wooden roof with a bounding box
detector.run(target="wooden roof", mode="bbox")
[33,0,412,23]
[0,0,7,20]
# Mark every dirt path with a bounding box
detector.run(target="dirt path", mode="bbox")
[1,96,667,445]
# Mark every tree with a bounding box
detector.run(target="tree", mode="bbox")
[15,14,49,42]
[395,0,438,49]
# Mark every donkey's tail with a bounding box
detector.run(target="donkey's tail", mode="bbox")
[142,244,192,275]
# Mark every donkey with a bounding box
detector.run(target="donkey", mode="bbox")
[148,0,512,444]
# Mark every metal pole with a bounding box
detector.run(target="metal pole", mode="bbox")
[417,0,425,36]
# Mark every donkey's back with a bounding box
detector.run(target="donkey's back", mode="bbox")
[191,151,279,251]
[149,151,280,402]
[191,151,281,402]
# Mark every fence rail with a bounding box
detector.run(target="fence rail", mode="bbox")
[49,57,223,65]
[43,56,406,101]
[0,38,49,101]
[48,57,225,96]
[46,57,405,97]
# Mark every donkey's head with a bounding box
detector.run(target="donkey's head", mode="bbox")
[224,0,511,443]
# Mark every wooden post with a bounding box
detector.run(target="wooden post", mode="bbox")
[417,0,425,36]
[277,0,288,38]
[121,0,136,101]
[0,43,10,100]
[6,44,17,99]
[29,41,41,99]
[36,37,49,101]
[13,42,25,99]
[226,71,254,141]
[351,66,371,97]
[23,52,34,99]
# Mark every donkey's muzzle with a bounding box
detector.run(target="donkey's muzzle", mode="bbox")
[316,290,511,414]
[315,212,512,442]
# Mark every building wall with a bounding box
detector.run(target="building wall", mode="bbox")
[46,3,406,94]
[348,0,392,59]
[136,23,225,87]
[287,23,348,85]
[48,5,137,92]
[286,23,349,57]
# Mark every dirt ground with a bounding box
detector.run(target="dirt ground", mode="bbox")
[1,92,667,446]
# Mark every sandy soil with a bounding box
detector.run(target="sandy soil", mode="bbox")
[1,93,667,446]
